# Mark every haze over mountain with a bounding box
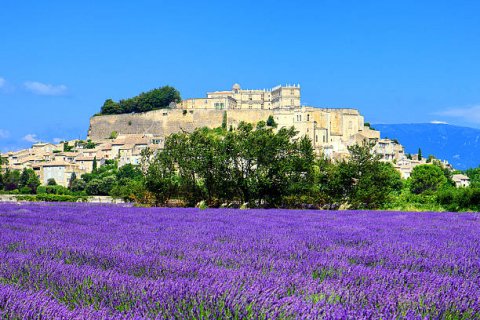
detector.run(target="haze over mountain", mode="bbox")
[373,123,480,170]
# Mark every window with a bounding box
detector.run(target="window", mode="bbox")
[316,135,318,142]
[307,114,310,121]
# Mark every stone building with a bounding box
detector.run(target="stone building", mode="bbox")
[178,83,301,110]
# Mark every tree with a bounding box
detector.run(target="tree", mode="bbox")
[410,164,447,194]
[47,178,57,186]
[84,140,96,149]
[3,169,20,191]
[70,179,86,193]
[85,179,102,195]
[145,147,179,206]
[19,168,41,194]
[222,111,227,130]
[116,164,142,181]
[266,115,277,128]
[324,142,402,209]
[99,86,182,115]
[68,172,77,189]
[63,142,74,152]
[99,175,116,195]
[418,148,422,161]
[92,156,98,172]
[100,99,121,114]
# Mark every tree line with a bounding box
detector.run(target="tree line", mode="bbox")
[99,86,181,115]
[2,120,480,211]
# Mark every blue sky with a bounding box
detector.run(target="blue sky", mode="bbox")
[1,1,480,151]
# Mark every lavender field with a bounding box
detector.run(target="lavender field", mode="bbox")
[0,203,479,319]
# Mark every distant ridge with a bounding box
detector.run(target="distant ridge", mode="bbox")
[373,123,480,170]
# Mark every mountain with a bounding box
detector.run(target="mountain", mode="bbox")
[372,123,480,170]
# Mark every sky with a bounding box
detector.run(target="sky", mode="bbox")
[1,1,480,151]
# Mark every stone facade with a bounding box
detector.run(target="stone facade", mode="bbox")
[177,83,301,110]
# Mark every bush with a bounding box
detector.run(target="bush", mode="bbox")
[19,186,33,194]
[197,200,208,210]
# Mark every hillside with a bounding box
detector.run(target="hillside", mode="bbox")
[373,123,480,170]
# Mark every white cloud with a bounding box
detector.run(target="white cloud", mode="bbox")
[436,105,480,123]
[430,120,448,124]
[0,129,9,139]
[24,81,68,96]
[22,134,40,143]
[52,138,64,144]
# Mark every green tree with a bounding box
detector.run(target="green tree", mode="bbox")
[222,111,227,130]
[410,164,447,194]
[3,169,20,191]
[99,176,116,195]
[266,115,277,128]
[84,140,96,149]
[418,148,422,161]
[19,168,41,194]
[70,179,86,193]
[100,99,121,114]
[47,178,57,186]
[85,179,102,195]
[68,172,77,189]
[92,156,98,173]
[99,86,181,115]
[465,166,480,188]
[116,164,142,181]
[323,142,402,209]
[145,147,179,206]
[63,142,74,152]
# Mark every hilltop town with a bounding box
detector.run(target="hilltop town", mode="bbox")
[0,84,469,188]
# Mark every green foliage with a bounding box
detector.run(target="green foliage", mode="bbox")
[92,156,98,172]
[266,115,277,128]
[99,176,116,195]
[437,187,480,212]
[109,131,118,139]
[197,200,208,210]
[85,179,102,196]
[19,168,40,194]
[99,86,181,115]
[418,148,422,161]
[465,166,480,188]
[47,178,57,186]
[3,169,20,191]
[70,179,87,193]
[321,142,402,209]
[410,165,447,194]
[16,194,87,202]
[84,140,96,149]
[68,172,77,190]
[63,142,74,152]
[110,178,147,203]
[221,111,227,130]
[145,123,316,208]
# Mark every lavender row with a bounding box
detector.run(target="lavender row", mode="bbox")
[0,203,479,318]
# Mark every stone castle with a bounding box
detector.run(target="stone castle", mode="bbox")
[88,83,382,159]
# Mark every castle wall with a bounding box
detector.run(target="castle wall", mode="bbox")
[88,109,275,141]
[87,107,374,159]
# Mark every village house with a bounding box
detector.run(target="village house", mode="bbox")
[452,174,470,188]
